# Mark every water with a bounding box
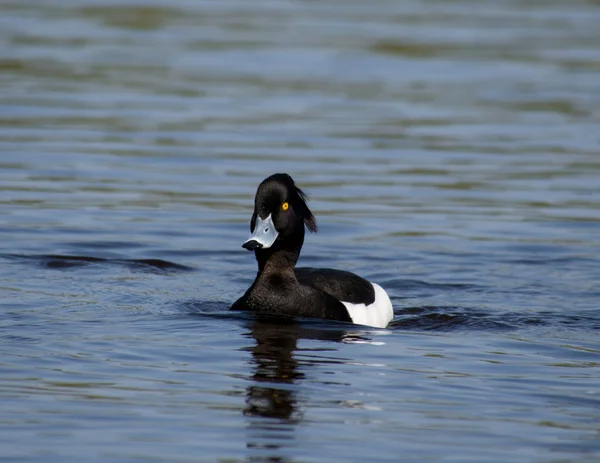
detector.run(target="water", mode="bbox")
[1,0,600,461]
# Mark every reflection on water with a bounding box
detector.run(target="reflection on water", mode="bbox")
[245,321,305,423]
[244,321,304,462]
[243,321,354,461]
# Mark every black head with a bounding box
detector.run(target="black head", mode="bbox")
[242,174,317,255]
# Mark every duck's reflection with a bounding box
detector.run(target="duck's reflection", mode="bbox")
[244,320,305,422]
[243,319,357,462]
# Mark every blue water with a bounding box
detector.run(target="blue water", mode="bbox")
[1,0,600,462]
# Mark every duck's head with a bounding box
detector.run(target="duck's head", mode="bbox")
[243,173,317,254]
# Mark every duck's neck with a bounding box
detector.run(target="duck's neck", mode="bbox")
[255,247,299,274]
[254,229,304,275]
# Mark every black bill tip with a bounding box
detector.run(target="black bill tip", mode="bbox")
[242,239,263,251]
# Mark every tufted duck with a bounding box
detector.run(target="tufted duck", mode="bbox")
[231,173,394,328]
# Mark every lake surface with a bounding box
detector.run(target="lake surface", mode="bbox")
[1,0,600,461]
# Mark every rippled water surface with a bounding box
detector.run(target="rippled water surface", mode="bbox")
[1,0,600,462]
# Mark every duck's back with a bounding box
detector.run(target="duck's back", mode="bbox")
[295,267,375,304]
[295,267,394,328]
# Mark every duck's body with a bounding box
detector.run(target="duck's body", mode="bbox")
[231,174,393,328]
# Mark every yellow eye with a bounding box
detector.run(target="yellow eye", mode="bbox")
[282,202,289,211]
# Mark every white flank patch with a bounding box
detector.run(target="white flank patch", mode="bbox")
[341,283,394,328]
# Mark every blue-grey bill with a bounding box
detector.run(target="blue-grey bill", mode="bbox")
[243,214,279,249]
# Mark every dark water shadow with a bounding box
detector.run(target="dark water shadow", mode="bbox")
[391,305,514,331]
[381,278,491,301]
[1,253,193,274]
[391,305,600,332]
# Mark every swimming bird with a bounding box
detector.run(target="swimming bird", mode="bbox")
[231,173,394,328]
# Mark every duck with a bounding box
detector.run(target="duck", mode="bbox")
[231,173,394,328]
